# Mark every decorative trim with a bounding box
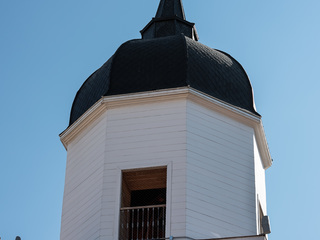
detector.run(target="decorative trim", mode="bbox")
[59,87,189,149]
[254,122,272,169]
[59,99,107,149]
[187,88,261,123]
[60,87,272,168]
[187,88,272,169]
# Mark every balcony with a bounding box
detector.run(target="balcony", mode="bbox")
[119,204,166,240]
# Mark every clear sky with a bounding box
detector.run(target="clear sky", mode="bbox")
[0,0,319,240]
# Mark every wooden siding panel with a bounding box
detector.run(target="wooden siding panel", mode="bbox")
[60,114,106,240]
[187,101,253,134]
[186,100,256,238]
[186,210,255,237]
[100,99,188,239]
[187,131,254,167]
[186,185,255,216]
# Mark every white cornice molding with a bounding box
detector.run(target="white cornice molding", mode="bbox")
[59,87,189,149]
[254,121,272,169]
[59,87,272,169]
[187,88,272,169]
[187,88,261,123]
[59,98,107,150]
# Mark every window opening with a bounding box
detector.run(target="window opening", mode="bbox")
[119,167,167,240]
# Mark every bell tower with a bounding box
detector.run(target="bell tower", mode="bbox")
[59,1,272,240]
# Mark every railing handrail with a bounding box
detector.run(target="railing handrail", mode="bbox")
[120,204,166,211]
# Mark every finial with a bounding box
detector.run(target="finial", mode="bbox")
[141,0,198,40]
[155,0,186,19]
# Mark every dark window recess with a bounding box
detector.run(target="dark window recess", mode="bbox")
[119,167,167,240]
[131,188,166,207]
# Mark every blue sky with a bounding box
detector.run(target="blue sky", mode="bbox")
[1,0,319,239]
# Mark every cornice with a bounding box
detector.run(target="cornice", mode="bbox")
[59,87,272,169]
[187,88,272,169]
[59,87,189,149]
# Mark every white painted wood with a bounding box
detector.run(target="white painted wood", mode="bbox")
[101,99,188,240]
[60,98,188,240]
[60,113,107,240]
[60,90,270,240]
[254,135,268,234]
[185,99,258,239]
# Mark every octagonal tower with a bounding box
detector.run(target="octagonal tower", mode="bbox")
[60,1,272,240]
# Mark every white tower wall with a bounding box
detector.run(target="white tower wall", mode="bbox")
[99,98,188,239]
[60,89,271,240]
[186,100,257,238]
[60,112,108,240]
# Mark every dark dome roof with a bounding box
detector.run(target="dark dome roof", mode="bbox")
[69,34,258,125]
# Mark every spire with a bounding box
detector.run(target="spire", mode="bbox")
[155,0,186,19]
[141,0,199,41]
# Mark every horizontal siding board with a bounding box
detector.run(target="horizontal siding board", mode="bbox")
[107,103,186,125]
[186,197,255,226]
[101,99,188,239]
[104,152,186,167]
[187,139,254,170]
[169,186,186,197]
[187,122,253,157]
[186,109,253,143]
[106,100,186,118]
[187,185,255,214]
[106,125,186,139]
[186,182,255,213]
[106,141,186,154]
[66,140,105,167]
[101,207,118,216]
[170,222,187,231]
[186,99,256,238]
[187,151,254,182]
[103,155,185,169]
[187,113,253,146]
[62,178,103,223]
[187,132,254,165]
[62,201,102,236]
[107,110,186,126]
[106,130,186,145]
[187,150,253,179]
[66,147,104,173]
[62,211,101,239]
[70,220,101,240]
[61,113,106,240]
[187,101,252,133]
[186,210,255,236]
[99,227,114,237]
[106,137,186,151]
[187,164,255,195]
[63,166,103,198]
[64,157,104,192]
[62,188,103,220]
[106,119,186,134]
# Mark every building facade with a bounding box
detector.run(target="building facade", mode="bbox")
[59,1,272,240]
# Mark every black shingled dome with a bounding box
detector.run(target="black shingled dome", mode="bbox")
[69,0,258,125]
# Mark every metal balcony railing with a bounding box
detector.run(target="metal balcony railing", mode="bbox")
[119,204,166,240]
